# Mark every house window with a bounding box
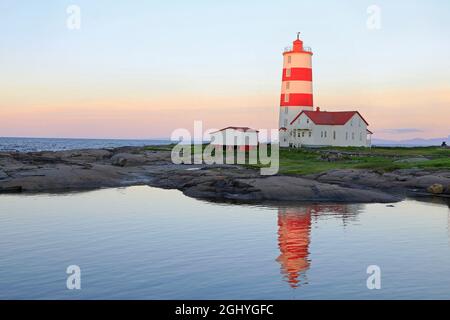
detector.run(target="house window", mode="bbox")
[321,131,323,138]
[287,56,291,64]
[333,131,336,140]
[352,132,355,140]
[302,132,305,137]
[297,131,301,138]
[308,132,312,137]
[324,131,327,138]
[286,81,290,90]
[284,119,288,127]
[306,119,310,124]
[284,94,289,103]
[286,68,291,77]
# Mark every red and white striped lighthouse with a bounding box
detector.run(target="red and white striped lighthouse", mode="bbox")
[279,33,314,129]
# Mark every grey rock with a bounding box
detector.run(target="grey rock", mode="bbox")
[393,168,428,176]
[0,170,8,180]
[60,149,113,162]
[111,153,148,167]
[240,176,399,203]
[408,175,450,189]
[111,156,127,167]
[0,186,22,193]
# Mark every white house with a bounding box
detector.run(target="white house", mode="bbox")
[209,126,259,151]
[279,107,372,148]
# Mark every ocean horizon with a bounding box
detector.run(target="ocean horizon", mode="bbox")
[1,136,447,153]
[0,137,173,153]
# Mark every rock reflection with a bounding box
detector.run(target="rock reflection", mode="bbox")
[276,204,361,288]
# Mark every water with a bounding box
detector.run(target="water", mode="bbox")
[0,186,449,299]
[0,137,172,152]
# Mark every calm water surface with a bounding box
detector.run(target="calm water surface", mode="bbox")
[0,137,171,152]
[0,186,449,299]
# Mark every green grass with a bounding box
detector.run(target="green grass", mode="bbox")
[144,144,176,151]
[322,146,450,157]
[145,144,450,175]
[263,146,450,175]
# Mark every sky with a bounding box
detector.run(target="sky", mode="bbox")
[0,0,449,140]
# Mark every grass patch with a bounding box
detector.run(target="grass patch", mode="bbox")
[143,144,176,151]
[257,146,450,175]
[144,144,450,175]
[321,146,450,157]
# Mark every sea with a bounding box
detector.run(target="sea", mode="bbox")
[0,137,172,152]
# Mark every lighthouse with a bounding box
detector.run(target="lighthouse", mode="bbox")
[278,33,372,148]
[279,33,314,144]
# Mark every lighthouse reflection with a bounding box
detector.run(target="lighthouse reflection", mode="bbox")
[276,204,361,288]
[276,206,311,288]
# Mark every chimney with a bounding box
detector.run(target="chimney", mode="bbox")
[316,107,320,112]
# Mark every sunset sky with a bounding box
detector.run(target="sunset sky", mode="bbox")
[1,0,449,140]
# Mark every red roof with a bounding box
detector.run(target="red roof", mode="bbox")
[210,126,259,134]
[290,110,369,126]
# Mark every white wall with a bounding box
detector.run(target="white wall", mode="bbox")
[279,106,312,129]
[283,52,312,68]
[287,113,370,147]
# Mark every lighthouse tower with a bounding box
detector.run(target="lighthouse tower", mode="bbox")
[279,33,314,137]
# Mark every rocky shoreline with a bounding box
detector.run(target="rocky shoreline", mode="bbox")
[1,146,449,204]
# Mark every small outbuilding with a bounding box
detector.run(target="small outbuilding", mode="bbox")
[209,126,259,151]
